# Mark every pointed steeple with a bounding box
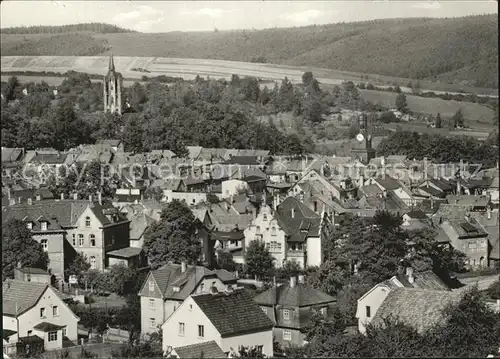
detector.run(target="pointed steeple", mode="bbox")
[108,54,115,72]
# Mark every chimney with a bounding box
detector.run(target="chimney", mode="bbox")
[298,275,305,284]
[61,193,65,200]
[98,192,102,205]
[27,198,32,205]
[290,276,297,288]
[406,267,414,284]
[181,261,187,273]
[291,207,295,218]
[73,193,78,200]
[36,194,41,201]
[487,206,492,220]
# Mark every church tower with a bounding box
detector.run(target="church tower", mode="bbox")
[352,113,376,164]
[103,54,123,114]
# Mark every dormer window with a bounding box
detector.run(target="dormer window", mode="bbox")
[41,222,47,231]
[27,222,33,230]
[85,216,91,227]
[173,286,180,293]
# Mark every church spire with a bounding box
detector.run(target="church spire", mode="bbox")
[109,54,115,72]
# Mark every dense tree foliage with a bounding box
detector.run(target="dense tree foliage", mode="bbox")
[377,131,499,167]
[1,23,134,34]
[244,240,275,279]
[2,219,49,281]
[143,200,202,269]
[65,252,91,284]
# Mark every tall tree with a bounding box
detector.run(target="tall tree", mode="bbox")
[244,240,274,279]
[143,200,202,269]
[395,93,409,114]
[435,112,442,128]
[2,219,49,280]
[452,108,465,128]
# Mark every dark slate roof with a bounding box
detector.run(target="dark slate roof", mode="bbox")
[3,329,17,340]
[2,200,126,230]
[360,184,384,197]
[213,269,238,284]
[30,153,67,164]
[223,156,261,165]
[371,288,462,333]
[192,289,274,337]
[106,247,142,258]
[3,279,48,316]
[174,341,226,359]
[33,322,66,332]
[211,230,245,241]
[387,271,451,291]
[405,210,429,220]
[17,267,50,275]
[253,282,336,308]
[275,197,321,240]
[375,176,402,191]
[141,264,236,300]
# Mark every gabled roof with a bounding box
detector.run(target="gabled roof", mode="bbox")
[371,287,462,333]
[386,271,451,291]
[374,176,402,191]
[275,197,321,240]
[29,153,67,165]
[141,264,236,300]
[3,279,49,316]
[191,289,274,337]
[359,184,384,197]
[446,195,490,207]
[33,322,66,332]
[223,156,261,165]
[16,267,49,275]
[404,210,428,220]
[173,341,226,359]
[254,282,336,307]
[1,148,23,163]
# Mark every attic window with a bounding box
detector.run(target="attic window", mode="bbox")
[173,286,181,293]
[40,222,48,231]
[85,216,91,227]
[26,222,33,230]
[149,280,154,292]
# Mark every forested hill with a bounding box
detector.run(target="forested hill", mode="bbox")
[0,23,134,34]
[1,15,498,88]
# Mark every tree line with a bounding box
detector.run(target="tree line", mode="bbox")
[1,23,134,34]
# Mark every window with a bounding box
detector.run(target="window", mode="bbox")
[263,214,268,221]
[90,234,96,247]
[468,242,477,249]
[90,256,96,270]
[198,325,205,338]
[271,226,277,236]
[149,299,155,309]
[78,234,84,247]
[200,283,204,292]
[41,222,47,231]
[366,306,371,318]
[27,222,32,230]
[313,201,318,213]
[149,280,155,292]
[40,308,46,318]
[27,274,31,282]
[256,346,263,353]
[320,307,327,316]
[52,306,59,317]
[283,329,292,341]
[149,318,156,329]
[27,330,32,337]
[72,234,76,246]
[62,328,67,337]
[283,309,290,320]
[85,216,91,227]
[256,226,261,234]
[48,332,57,342]
[41,239,48,252]
[178,322,185,336]
[262,307,267,314]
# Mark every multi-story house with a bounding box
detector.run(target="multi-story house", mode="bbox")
[356,268,453,334]
[244,196,332,268]
[3,279,80,353]
[161,288,274,357]
[254,275,336,347]
[2,196,131,279]
[138,262,237,336]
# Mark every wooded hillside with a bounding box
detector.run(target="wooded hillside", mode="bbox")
[1,16,497,88]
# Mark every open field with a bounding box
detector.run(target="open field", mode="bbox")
[381,123,491,140]
[360,89,496,125]
[1,55,498,97]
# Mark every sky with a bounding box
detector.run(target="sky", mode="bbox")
[0,1,497,33]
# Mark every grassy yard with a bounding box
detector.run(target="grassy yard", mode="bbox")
[360,89,496,126]
[381,123,491,140]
